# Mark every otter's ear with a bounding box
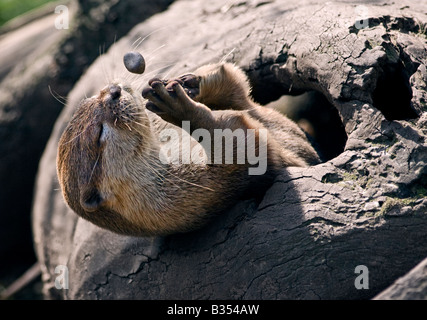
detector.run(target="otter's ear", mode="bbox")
[80,188,103,212]
[219,63,240,81]
[218,63,234,78]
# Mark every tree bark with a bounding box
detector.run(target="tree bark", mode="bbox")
[374,257,427,300]
[32,0,427,299]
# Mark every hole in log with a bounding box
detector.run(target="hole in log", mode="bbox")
[264,91,347,162]
[372,60,418,120]
[249,77,347,162]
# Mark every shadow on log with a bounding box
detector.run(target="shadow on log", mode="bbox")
[374,256,427,300]
[32,0,427,299]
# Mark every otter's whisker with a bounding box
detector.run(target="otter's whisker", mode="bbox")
[99,46,110,84]
[140,62,178,78]
[124,122,132,131]
[48,86,67,106]
[159,63,180,80]
[88,152,101,185]
[131,26,172,51]
[137,155,207,194]
[220,48,236,63]
[138,62,177,82]
[127,112,148,117]
[129,120,151,129]
[63,130,84,145]
[63,121,93,145]
[131,36,143,49]
[144,44,166,60]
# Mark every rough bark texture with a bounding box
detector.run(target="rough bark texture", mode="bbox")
[32,0,427,299]
[374,257,427,300]
[0,0,173,278]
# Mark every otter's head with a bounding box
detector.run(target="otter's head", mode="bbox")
[57,82,159,235]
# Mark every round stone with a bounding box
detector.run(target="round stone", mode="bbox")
[123,51,145,74]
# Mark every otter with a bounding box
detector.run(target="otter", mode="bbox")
[57,62,320,236]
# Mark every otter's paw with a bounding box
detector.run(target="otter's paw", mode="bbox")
[142,78,208,126]
[175,74,201,99]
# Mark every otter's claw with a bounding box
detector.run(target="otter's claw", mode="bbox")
[142,78,208,127]
[176,74,201,99]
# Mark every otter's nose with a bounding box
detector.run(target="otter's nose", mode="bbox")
[109,84,121,99]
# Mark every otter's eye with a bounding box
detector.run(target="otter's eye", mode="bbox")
[98,124,105,146]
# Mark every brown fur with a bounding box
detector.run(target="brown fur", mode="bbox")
[57,63,320,237]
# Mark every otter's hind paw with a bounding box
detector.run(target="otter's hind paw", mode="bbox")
[142,78,208,127]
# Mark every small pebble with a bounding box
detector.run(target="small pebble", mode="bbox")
[123,51,145,74]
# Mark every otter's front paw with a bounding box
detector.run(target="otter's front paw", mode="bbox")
[142,78,207,126]
[175,74,201,99]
